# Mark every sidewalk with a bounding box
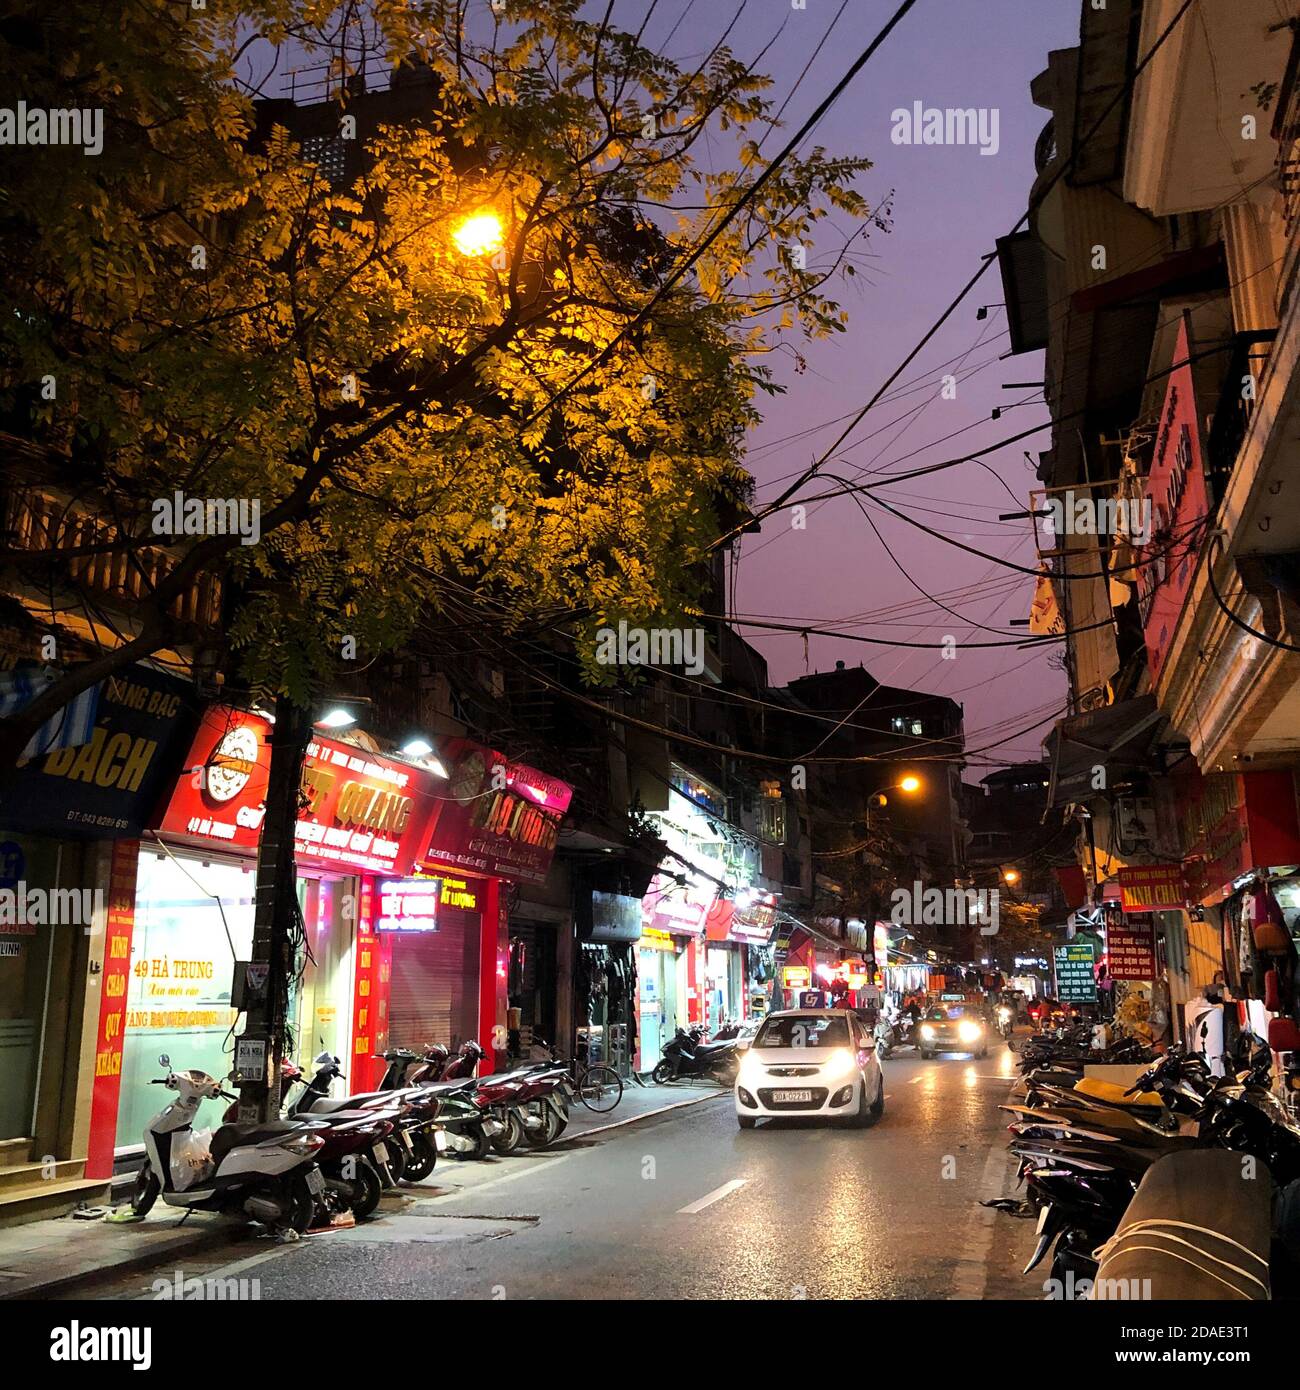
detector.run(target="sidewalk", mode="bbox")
[560,1078,727,1140]
[0,1081,728,1299]
[0,1202,238,1301]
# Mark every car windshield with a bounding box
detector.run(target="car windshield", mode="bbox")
[926,1007,962,1021]
[754,1015,850,1048]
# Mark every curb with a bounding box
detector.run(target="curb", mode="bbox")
[563,1089,727,1141]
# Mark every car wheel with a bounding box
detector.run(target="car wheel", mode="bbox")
[737,1115,756,1130]
[979,1045,989,1059]
[869,1079,885,1121]
[920,1049,933,1060]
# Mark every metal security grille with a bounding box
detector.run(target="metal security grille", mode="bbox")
[386,907,480,1053]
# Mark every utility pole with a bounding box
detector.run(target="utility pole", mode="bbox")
[239,694,313,1123]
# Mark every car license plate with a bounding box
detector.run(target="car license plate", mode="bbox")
[777,1089,813,1103]
[305,1166,326,1196]
[372,1141,388,1164]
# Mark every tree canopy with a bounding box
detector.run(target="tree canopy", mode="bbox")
[0,0,881,755]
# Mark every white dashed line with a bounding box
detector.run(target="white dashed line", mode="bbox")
[677,1179,747,1214]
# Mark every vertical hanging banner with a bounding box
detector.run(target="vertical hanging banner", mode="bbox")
[1108,912,1158,980]
[85,839,140,1179]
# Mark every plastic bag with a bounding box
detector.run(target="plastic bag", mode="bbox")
[169,1127,214,1190]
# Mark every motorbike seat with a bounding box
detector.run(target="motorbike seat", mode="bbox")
[306,1091,392,1113]
[209,1120,306,1164]
[693,1040,734,1056]
[1073,1077,1163,1108]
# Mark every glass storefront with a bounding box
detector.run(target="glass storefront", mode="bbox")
[0,833,63,1140]
[116,849,255,1152]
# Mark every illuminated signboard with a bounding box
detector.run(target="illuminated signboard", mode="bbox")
[376,878,440,932]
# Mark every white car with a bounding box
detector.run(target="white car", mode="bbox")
[734,1008,884,1129]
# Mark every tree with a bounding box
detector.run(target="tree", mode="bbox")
[1,0,883,1114]
[1,0,880,759]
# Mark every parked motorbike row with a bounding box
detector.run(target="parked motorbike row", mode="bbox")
[985,1029,1300,1297]
[652,1026,741,1084]
[130,1039,577,1235]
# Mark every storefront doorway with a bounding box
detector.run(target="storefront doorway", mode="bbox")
[116,848,255,1153]
[385,901,481,1052]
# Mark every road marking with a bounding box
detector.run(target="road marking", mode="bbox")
[678,1179,746,1214]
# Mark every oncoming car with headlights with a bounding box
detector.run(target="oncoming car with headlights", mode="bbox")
[734,1009,884,1129]
[917,1002,990,1059]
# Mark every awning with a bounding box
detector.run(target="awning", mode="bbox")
[1045,693,1166,807]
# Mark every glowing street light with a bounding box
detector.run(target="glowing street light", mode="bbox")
[315,708,357,730]
[452,209,505,258]
[898,774,922,794]
[1003,867,1020,885]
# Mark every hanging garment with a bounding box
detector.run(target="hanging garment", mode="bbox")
[1245,884,1291,954]
[1221,893,1245,998]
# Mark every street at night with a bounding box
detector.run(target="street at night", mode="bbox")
[50,1050,1028,1303]
[2,0,1300,1363]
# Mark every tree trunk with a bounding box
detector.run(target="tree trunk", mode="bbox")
[240,694,313,1123]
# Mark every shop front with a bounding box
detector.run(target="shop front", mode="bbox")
[106,706,443,1159]
[637,872,712,1068]
[0,663,197,1197]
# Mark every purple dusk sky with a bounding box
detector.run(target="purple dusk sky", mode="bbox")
[656,0,1079,769]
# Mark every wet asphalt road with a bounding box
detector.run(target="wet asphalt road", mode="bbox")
[68,1044,1037,1301]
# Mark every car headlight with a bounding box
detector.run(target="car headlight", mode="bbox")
[820,1048,856,1082]
[957,1020,983,1044]
[919,1024,936,1040]
[738,1055,764,1088]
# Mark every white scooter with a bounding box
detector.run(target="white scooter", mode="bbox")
[130,1054,332,1234]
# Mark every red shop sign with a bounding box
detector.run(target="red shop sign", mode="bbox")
[420,739,572,885]
[85,839,140,1179]
[1118,864,1187,912]
[154,708,437,876]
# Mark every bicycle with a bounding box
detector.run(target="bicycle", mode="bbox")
[527,1038,624,1114]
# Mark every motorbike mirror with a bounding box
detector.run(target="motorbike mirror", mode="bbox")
[158,1054,170,1067]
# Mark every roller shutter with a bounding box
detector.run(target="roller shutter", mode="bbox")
[387,906,481,1052]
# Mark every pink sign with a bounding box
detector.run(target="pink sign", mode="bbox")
[420,739,572,885]
[1138,319,1211,684]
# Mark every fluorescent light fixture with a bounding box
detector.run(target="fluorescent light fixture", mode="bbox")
[315,708,356,729]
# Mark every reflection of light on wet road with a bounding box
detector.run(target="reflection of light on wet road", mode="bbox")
[963,1065,979,1089]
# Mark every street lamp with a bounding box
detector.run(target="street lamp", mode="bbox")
[315,708,357,730]
[452,209,505,258]
[869,774,923,808]
[1003,867,1020,886]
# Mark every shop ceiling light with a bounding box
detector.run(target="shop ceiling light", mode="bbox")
[316,708,357,729]
[401,737,435,757]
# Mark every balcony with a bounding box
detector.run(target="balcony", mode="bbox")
[1205,330,1277,500]
[3,487,222,631]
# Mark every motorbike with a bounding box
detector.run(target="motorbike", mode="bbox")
[988,1036,1300,1294]
[874,1013,917,1059]
[653,1027,739,1085]
[371,1045,503,1160]
[291,1053,444,1178]
[996,1004,1015,1041]
[432,1040,573,1151]
[131,1055,337,1234]
[249,1060,399,1218]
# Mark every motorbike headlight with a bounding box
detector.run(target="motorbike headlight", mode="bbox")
[957,1020,982,1044]
[820,1048,856,1082]
[997,1006,1012,1022]
[919,1024,936,1040]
